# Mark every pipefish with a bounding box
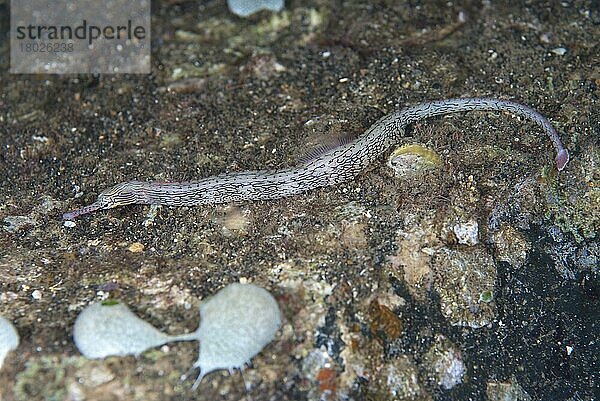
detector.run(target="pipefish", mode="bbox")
[63,97,569,220]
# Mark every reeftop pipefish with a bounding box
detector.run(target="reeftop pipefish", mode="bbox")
[63,97,569,220]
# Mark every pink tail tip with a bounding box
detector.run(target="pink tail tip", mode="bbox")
[556,149,569,171]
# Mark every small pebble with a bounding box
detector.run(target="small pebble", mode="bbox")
[127,242,145,253]
[452,220,479,246]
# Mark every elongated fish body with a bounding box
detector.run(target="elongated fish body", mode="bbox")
[63,98,569,219]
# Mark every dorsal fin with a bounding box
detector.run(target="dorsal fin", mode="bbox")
[296,134,356,165]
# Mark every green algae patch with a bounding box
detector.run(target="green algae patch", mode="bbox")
[479,290,494,303]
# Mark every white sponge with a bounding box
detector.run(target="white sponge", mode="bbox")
[0,316,19,369]
[190,283,281,388]
[72,283,281,390]
[73,301,172,358]
[227,0,284,17]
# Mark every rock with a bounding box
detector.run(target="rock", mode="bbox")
[490,224,531,268]
[422,335,466,390]
[433,246,496,328]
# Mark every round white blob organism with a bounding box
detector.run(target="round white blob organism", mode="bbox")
[71,284,282,390]
[227,0,284,17]
[189,283,282,388]
[73,301,173,359]
[0,316,19,369]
